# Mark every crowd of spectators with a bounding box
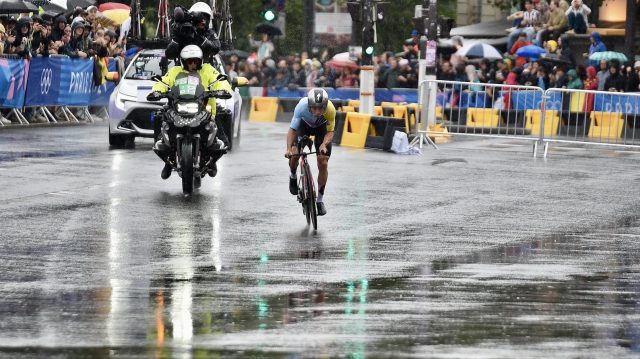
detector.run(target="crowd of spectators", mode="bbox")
[222,30,423,93]
[0,6,128,124]
[0,6,127,59]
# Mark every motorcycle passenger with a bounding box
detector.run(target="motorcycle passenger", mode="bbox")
[189,2,221,60]
[149,45,232,180]
[285,88,336,216]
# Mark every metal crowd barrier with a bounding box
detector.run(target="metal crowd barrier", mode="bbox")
[418,79,640,157]
[0,54,117,126]
[541,88,640,156]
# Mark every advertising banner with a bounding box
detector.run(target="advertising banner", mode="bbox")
[25,56,94,107]
[0,57,29,109]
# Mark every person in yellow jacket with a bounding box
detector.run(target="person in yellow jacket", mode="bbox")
[150,44,232,179]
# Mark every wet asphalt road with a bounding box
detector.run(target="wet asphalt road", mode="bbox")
[2,122,640,358]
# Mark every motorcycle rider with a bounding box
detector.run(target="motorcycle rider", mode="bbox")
[148,45,232,180]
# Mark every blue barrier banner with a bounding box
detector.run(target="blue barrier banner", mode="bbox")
[89,60,117,106]
[510,91,543,110]
[0,57,29,109]
[266,87,419,103]
[460,92,489,108]
[25,56,94,107]
[593,93,640,114]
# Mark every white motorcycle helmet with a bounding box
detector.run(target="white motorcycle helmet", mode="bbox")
[189,2,213,28]
[180,45,204,70]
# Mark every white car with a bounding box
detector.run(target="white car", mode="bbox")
[108,49,243,149]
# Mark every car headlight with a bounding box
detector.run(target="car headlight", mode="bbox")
[176,102,199,115]
[115,91,137,110]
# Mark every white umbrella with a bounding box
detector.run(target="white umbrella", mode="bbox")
[455,43,503,60]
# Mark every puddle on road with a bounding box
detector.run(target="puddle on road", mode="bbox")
[0,150,89,163]
[2,216,640,357]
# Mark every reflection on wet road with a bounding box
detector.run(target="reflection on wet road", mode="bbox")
[1,124,640,357]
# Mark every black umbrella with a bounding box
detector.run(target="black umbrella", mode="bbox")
[220,49,249,59]
[537,54,572,72]
[0,0,38,13]
[255,22,282,36]
[67,0,95,9]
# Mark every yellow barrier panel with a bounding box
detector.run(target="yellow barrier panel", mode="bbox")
[428,123,452,144]
[341,105,356,113]
[569,92,587,112]
[347,100,360,108]
[380,101,397,107]
[341,112,371,148]
[374,106,383,116]
[588,111,625,140]
[466,108,501,128]
[249,97,279,123]
[392,105,409,132]
[525,110,561,136]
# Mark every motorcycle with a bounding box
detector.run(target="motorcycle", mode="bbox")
[148,72,232,195]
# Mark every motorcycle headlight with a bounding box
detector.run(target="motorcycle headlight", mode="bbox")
[176,102,199,115]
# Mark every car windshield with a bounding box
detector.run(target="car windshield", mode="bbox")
[125,54,177,80]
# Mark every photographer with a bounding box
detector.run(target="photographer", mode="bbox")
[165,2,221,62]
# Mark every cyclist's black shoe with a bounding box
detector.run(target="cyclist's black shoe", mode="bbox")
[316,202,327,216]
[207,163,218,178]
[161,163,172,180]
[289,176,297,195]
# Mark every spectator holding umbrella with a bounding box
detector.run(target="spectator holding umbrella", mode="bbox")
[510,33,532,67]
[583,32,606,66]
[249,32,275,62]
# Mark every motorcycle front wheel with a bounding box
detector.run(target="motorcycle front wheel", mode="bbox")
[180,137,194,195]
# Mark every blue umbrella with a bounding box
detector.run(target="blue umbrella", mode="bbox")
[516,45,546,59]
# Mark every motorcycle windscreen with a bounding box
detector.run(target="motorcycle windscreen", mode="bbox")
[172,73,205,100]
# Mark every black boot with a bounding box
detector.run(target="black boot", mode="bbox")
[207,162,217,177]
[161,163,172,179]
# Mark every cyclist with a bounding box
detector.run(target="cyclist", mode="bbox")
[286,88,336,216]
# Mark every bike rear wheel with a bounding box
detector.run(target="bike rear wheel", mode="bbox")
[180,137,194,195]
[303,161,317,230]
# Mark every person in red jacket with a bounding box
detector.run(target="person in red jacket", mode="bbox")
[510,33,532,67]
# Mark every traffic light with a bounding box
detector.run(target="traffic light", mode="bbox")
[261,0,277,22]
[362,25,375,65]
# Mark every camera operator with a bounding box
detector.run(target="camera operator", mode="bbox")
[165,2,221,62]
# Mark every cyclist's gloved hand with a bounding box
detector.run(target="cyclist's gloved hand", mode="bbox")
[147,91,162,101]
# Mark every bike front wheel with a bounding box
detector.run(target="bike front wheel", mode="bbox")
[303,161,317,230]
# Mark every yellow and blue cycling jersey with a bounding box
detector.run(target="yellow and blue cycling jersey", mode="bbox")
[290,98,336,132]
